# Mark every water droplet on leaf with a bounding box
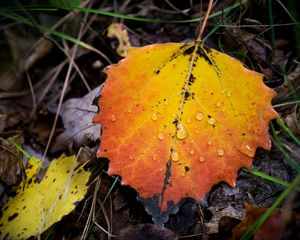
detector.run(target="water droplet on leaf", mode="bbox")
[246,145,253,151]
[207,116,216,125]
[157,132,164,140]
[186,118,191,124]
[216,101,222,107]
[152,112,158,121]
[176,123,187,140]
[171,151,180,162]
[110,114,116,122]
[217,149,225,156]
[195,112,204,121]
[190,150,195,155]
[241,144,255,157]
[199,156,205,162]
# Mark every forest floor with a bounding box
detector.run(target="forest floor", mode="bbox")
[0,0,300,239]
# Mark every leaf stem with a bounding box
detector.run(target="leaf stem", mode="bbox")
[197,0,214,41]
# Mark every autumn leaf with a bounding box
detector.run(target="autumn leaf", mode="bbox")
[0,154,90,240]
[94,41,278,220]
[107,23,131,57]
[52,86,101,151]
[233,205,292,240]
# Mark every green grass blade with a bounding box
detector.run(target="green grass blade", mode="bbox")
[243,168,300,192]
[268,0,276,48]
[276,118,300,147]
[270,122,300,173]
[7,137,31,158]
[273,95,300,105]
[2,0,247,24]
[240,173,300,240]
[72,0,246,24]
[0,9,112,63]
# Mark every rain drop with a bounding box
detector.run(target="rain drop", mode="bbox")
[176,123,187,140]
[152,155,157,161]
[207,141,212,146]
[195,130,200,134]
[207,116,216,125]
[242,144,255,157]
[216,101,222,107]
[190,150,195,155]
[110,114,116,122]
[199,156,205,162]
[171,151,180,162]
[129,155,134,160]
[127,109,132,113]
[227,91,232,97]
[186,118,191,124]
[152,112,158,121]
[246,145,253,151]
[157,132,165,140]
[164,101,169,105]
[217,148,225,156]
[195,112,204,121]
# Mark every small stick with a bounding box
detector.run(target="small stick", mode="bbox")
[197,0,214,41]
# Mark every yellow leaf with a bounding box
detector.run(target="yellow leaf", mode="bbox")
[107,23,131,57]
[0,155,90,239]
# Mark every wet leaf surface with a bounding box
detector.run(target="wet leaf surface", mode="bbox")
[94,40,278,223]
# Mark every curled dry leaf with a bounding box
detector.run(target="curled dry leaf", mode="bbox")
[94,41,278,222]
[52,87,101,152]
[232,205,299,240]
[0,132,24,185]
[107,23,131,57]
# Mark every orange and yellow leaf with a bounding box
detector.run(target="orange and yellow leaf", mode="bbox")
[94,41,278,214]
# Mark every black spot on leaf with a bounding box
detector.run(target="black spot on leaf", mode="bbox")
[183,46,195,56]
[8,213,19,221]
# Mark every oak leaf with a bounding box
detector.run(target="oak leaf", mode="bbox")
[94,41,278,221]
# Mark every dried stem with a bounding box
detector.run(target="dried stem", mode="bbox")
[197,0,214,41]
